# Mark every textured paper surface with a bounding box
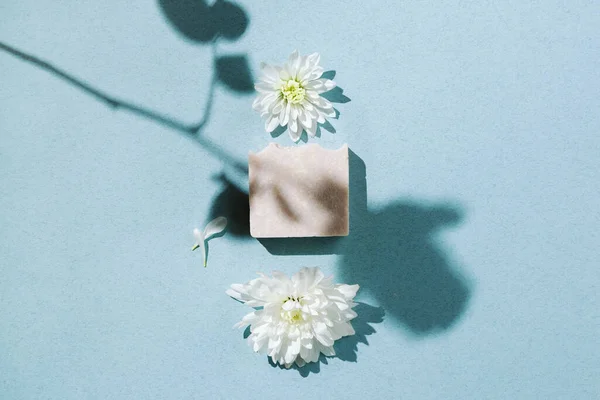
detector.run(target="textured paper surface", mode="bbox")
[249,143,349,238]
[2,1,599,398]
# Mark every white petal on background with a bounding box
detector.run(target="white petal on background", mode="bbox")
[305,78,336,93]
[260,92,277,107]
[266,115,280,132]
[271,98,284,115]
[287,50,300,74]
[192,228,203,246]
[311,96,333,110]
[308,66,325,81]
[316,112,326,124]
[337,284,360,300]
[203,216,227,239]
[228,267,359,368]
[280,102,291,126]
[292,267,324,292]
[289,118,298,133]
[255,81,276,93]
[260,63,279,83]
[326,108,337,118]
[306,90,320,101]
[290,105,299,121]
[298,109,312,128]
[288,119,301,142]
[306,127,317,138]
[306,52,320,67]
[279,67,291,81]
[200,240,207,268]
[192,217,228,267]
[297,58,312,82]
[305,119,318,137]
[319,107,336,118]
[321,79,336,91]
[252,95,264,110]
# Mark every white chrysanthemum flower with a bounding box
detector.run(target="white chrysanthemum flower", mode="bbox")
[253,50,337,142]
[227,267,359,368]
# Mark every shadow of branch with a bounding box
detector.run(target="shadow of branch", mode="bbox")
[0,34,250,174]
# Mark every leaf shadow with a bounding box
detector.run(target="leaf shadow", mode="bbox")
[0,0,254,174]
[158,0,249,43]
[216,55,254,93]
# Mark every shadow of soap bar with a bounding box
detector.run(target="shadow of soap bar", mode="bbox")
[249,143,349,238]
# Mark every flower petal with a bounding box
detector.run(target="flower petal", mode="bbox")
[308,66,325,81]
[200,241,207,267]
[336,284,360,300]
[270,98,285,115]
[290,104,299,121]
[203,217,227,239]
[306,52,320,68]
[316,111,326,124]
[319,344,336,357]
[287,50,301,76]
[305,79,336,93]
[288,118,301,142]
[260,63,280,83]
[298,111,318,137]
[311,96,333,110]
[305,119,318,137]
[280,102,291,126]
[279,66,291,81]
[255,81,276,93]
[252,94,266,111]
[193,228,203,243]
[265,114,280,133]
[260,92,278,107]
[292,267,324,292]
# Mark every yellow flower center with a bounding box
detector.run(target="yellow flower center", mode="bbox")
[281,79,306,104]
[283,309,303,324]
[281,297,305,324]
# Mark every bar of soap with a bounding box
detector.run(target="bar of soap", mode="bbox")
[249,143,349,238]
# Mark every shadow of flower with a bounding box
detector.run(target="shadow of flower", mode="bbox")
[339,201,472,335]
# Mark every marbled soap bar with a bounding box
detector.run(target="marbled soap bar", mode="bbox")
[249,143,349,238]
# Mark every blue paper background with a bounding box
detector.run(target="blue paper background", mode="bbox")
[1,1,599,399]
